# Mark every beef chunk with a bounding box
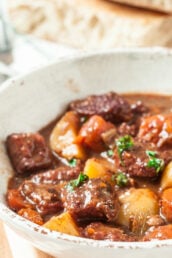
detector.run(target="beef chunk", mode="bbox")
[131,101,149,115]
[114,141,168,178]
[19,181,63,215]
[31,163,83,184]
[83,222,136,241]
[6,133,52,175]
[117,122,138,137]
[62,178,120,222]
[69,92,133,123]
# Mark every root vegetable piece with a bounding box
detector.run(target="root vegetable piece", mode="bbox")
[6,133,52,175]
[77,115,115,152]
[83,158,113,179]
[50,111,85,160]
[43,212,80,236]
[18,208,43,225]
[160,162,172,190]
[161,188,172,222]
[7,189,31,211]
[138,114,172,148]
[117,188,159,234]
[143,225,172,241]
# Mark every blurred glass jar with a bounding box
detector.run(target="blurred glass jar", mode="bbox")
[0,0,14,53]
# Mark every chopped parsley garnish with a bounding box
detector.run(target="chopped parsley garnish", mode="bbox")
[116,135,134,158]
[116,172,129,187]
[107,149,114,157]
[146,150,164,174]
[146,150,156,158]
[111,171,128,187]
[66,172,89,191]
[68,158,77,167]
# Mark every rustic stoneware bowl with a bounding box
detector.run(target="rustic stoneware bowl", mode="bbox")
[1,49,172,258]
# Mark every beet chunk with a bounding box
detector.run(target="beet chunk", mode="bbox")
[83,222,136,241]
[6,133,52,175]
[69,92,133,123]
[62,178,120,222]
[19,181,63,215]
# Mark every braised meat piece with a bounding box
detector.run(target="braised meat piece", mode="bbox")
[19,181,63,215]
[83,222,136,241]
[117,122,138,137]
[114,139,167,178]
[69,92,133,123]
[62,178,120,222]
[31,163,83,184]
[6,133,52,175]
[131,100,149,115]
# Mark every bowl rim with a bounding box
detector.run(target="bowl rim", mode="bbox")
[1,46,172,94]
[1,47,172,250]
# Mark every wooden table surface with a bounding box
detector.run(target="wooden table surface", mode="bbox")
[0,220,54,258]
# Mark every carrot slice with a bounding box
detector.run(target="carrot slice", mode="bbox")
[143,225,172,241]
[18,208,43,225]
[7,189,30,211]
[77,115,115,152]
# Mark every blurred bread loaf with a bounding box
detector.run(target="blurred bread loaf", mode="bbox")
[111,0,172,13]
[8,0,172,49]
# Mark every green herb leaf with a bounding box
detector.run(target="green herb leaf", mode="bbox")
[146,150,164,174]
[68,159,77,167]
[116,135,134,158]
[116,172,128,187]
[146,150,156,158]
[107,149,114,157]
[66,172,89,191]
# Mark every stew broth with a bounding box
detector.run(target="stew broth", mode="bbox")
[6,92,172,242]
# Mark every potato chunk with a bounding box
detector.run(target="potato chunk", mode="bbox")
[117,188,159,234]
[83,158,114,179]
[50,111,85,160]
[161,188,172,222]
[43,212,80,236]
[160,161,172,190]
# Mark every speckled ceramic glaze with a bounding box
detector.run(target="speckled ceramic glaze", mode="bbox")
[1,48,172,258]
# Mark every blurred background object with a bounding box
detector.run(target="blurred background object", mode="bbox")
[0,0,13,54]
[0,0,75,83]
[7,0,172,49]
[111,0,172,13]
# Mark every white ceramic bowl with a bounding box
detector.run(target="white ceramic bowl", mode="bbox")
[1,48,172,258]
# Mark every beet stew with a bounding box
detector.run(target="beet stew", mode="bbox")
[6,92,172,241]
